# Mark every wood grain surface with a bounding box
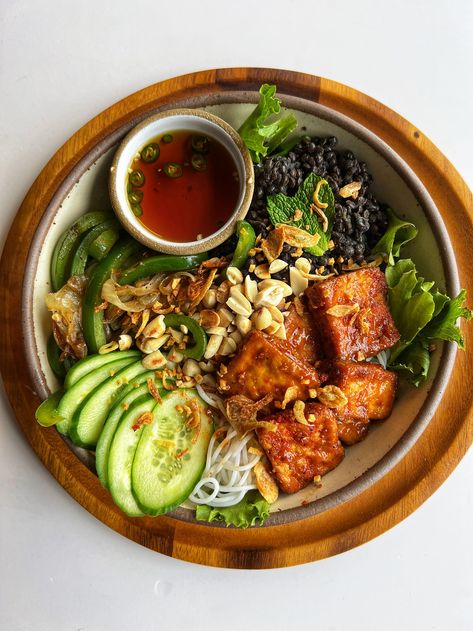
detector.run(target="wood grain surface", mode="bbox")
[0,68,472,569]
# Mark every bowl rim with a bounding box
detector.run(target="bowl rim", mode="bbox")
[21,89,459,528]
[109,107,255,254]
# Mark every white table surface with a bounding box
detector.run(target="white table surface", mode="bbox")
[1,1,472,629]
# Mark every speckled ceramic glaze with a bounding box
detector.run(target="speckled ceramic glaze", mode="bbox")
[109,108,254,254]
[23,92,458,526]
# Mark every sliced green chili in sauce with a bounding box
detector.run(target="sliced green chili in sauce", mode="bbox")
[162,134,173,144]
[191,135,209,153]
[191,154,207,172]
[128,189,144,205]
[163,162,183,178]
[140,143,160,163]
[129,169,145,187]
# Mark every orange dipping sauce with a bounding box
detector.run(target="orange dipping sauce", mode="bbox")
[127,130,240,242]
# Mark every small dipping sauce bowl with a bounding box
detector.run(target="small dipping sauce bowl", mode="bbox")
[109,109,254,254]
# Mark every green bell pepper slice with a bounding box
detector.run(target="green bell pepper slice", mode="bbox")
[229,220,256,269]
[82,238,142,354]
[164,314,207,361]
[118,253,208,286]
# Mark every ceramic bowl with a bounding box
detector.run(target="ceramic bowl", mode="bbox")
[109,108,254,254]
[25,95,459,526]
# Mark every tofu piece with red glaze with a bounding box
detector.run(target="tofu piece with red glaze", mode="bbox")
[305,268,400,360]
[284,299,322,364]
[327,360,398,420]
[322,360,398,445]
[221,330,320,401]
[256,403,344,494]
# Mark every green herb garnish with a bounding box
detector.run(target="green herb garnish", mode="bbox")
[238,84,297,163]
[372,208,418,264]
[267,173,335,255]
[195,490,270,528]
[385,258,472,385]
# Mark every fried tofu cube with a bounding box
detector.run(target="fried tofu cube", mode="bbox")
[221,330,320,402]
[335,410,370,445]
[326,360,398,420]
[284,299,322,364]
[256,403,344,494]
[305,268,400,360]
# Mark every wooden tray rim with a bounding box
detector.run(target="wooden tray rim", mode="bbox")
[1,67,472,568]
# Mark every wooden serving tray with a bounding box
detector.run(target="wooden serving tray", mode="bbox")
[1,68,472,569]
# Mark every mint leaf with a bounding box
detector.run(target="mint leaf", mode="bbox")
[267,173,335,256]
[238,85,298,163]
[372,208,418,264]
[195,490,270,528]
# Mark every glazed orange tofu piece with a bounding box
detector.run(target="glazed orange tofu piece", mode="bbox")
[221,330,320,402]
[320,360,398,445]
[326,360,398,420]
[284,299,322,364]
[305,267,400,360]
[256,403,344,494]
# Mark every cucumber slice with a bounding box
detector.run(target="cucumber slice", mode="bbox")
[70,360,149,448]
[56,356,137,436]
[64,350,140,390]
[131,389,214,515]
[96,371,157,487]
[108,395,160,517]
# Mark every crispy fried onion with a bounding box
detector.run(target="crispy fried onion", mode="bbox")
[316,385,348,409]
[261,227,285,262]
[276,224,320,249]
[254,461,279,504]
[101,276,164,312]
[46,275,88,359]
[293,400,312,426]
[188,267,218,310]
[225,394,276,436]
[147,378,162,403]
[338,181,362,199]
[131,411,153,431]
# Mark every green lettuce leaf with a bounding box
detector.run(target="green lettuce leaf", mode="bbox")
[422,289,473,348]
[238,84,297,163]
[267,173,335,255]
[386,259,472,384]
[195,490,270,528]
[372,208,418,265]
[388,339,431,387]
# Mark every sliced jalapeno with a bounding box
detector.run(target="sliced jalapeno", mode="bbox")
[163,162,183,178]
[128,189,143,205]
[129,169,145,187]
[191,154,207,172]
[141,143,160,163]
[131,204,143,217]
[191,134,209,153]
[162,134,173,144]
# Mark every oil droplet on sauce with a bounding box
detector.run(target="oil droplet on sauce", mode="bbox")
[128,130,240,242]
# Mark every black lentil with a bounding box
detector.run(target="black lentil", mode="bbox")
[212,135,388,282]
